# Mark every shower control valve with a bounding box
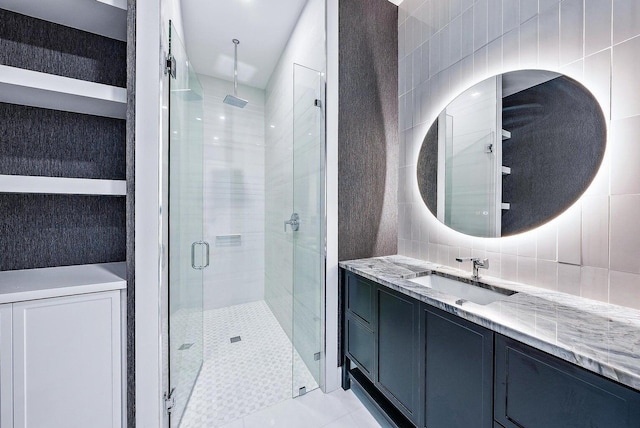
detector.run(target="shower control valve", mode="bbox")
[284,213,300,232]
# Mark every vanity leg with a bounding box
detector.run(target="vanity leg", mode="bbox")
[342,355,351,390]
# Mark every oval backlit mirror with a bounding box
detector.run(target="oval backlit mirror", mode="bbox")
[417,70,606,238]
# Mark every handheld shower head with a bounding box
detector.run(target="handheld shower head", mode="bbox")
[223,39,248,108]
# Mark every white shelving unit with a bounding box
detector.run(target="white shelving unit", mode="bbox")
[0,5,128,425]
[0,65,127,119]
[0,175,126,196]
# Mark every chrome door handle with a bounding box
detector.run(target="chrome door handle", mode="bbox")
[191,241,210,270]
[284,213,300,232]
[202,241,210,269]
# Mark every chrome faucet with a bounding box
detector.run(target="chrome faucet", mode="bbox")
[455,257,489,280]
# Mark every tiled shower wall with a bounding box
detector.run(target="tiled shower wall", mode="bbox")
[397,0,640,309]
[200,74,266,310]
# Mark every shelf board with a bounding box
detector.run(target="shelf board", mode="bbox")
[0,175,126,196]
[0,262,126,304]
[0,0,127,41]
[0,65,127,119]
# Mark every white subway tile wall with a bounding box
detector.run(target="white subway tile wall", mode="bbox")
[398,0,640,309]
[201,75,266,310]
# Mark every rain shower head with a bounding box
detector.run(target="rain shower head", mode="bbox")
[223,94,248,108]
[224,39,248,109]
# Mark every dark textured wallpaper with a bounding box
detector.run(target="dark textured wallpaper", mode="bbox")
[0,102,126,179]
[0,194,126,271]
[126,0,136,424]
[0,8,127,87]
[338,0,398,261]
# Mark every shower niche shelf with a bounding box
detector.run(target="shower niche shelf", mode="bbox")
[0,65,127,119]
[0,175,126,196]
[502,166,511,175]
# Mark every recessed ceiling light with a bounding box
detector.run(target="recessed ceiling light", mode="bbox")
[220,116,225,120]
[196,117,202,121]
[270,125,276,128]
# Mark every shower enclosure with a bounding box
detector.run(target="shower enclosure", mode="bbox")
[165,10,326,427]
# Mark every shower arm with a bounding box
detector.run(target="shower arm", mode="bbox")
[233,38,239,97]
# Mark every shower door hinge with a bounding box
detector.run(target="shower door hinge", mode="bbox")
[164,388,176,414]
[314,99,322,108]
[165,53,176,78]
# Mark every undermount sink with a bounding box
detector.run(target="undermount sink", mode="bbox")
[408,275,517,305]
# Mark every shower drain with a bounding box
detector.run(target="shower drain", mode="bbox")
[230,336,242,343]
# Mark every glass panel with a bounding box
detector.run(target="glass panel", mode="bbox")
[168,22,205,428]
[442,76,500,237]
[292,63,324,397]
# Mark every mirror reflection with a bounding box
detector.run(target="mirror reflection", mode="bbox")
[417,70,606,238]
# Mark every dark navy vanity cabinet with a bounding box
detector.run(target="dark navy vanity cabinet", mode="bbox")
[494,335,640,428]
[341,269,640,428]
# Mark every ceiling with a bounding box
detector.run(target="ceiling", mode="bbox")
[181,0,308,89]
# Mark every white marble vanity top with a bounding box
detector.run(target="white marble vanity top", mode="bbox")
[0,262,126,304]
[340,255,640,392]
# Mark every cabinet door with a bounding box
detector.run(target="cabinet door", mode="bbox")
[0,304,12,428]
[495,334,640,428]
[376,287,421,425]
[424,306,493,428]
[345,272,375,326]
[13,291,122,428]
[345,315,375,379]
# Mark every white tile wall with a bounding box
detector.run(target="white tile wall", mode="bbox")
[398,0,640,310]
[200,75,266,310]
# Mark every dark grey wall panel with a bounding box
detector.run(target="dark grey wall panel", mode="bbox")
[0,8,126,87]
[126,0,136,425]
[501,77,606,235]
[0,102,126,179]
[338,0,398,261]
[0,194,126,271]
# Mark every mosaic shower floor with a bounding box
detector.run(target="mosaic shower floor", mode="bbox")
[179,300,319,427]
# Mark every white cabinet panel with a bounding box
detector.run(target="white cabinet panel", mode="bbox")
[0,304,12,428]
[12,291,121,428]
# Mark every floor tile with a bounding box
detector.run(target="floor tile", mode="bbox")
[351,408,385,428]
[321,413,360,428]
[180,301,318,427]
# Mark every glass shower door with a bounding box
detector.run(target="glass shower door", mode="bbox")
[291,63,324,397]
[168,22,206,427]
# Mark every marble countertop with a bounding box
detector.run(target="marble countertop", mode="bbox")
[339,255,640,392]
